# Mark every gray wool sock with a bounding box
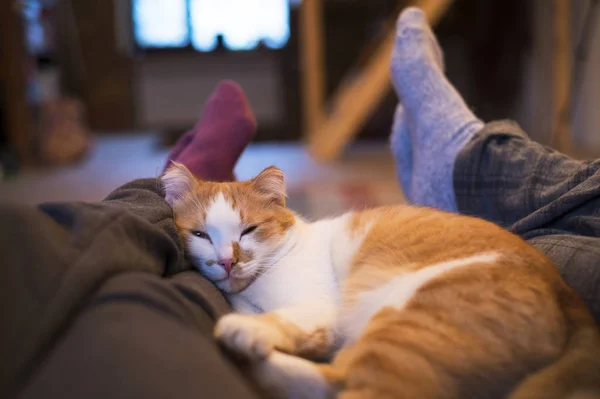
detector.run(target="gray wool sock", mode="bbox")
[389,7,483,212]
[389,104,413,195]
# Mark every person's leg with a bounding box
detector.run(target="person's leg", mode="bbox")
[164,80,256,181]
[2,176,261,398]
[390,7,600,233]
[2,80,258,398]
[453,121,600,232]
[389,8,600,321]
[16,272,258,399]
[454,122,600,322]
[389,7,484,211]
[529,235,600,324]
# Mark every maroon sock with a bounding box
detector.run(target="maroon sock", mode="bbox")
[164,80,256,181]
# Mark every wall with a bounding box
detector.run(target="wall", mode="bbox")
[134,52,284,129]
[572,0,600,150]
[518,0,600,152]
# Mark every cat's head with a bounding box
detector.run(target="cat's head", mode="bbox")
[162,163,296,293]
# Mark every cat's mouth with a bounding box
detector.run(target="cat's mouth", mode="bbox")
[201,261,252,279]
[215,264,263,293]
[199,260,263,293]
[230,264,257,280]
[216,276,252,294]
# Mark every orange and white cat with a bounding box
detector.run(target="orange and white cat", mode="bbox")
[163,163,600,399]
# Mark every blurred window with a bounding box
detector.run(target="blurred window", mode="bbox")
[133,0,189,48]
[132,0,290,51]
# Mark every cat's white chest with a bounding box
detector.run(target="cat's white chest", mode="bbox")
[229,214,366,314]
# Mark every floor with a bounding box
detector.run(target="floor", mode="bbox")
[0,133,405,218]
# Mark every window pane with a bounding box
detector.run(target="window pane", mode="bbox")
[260,0,290,49]
[133,0,189,48]
[189,0,290,52]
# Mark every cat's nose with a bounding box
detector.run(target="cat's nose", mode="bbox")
[219,258,237,275]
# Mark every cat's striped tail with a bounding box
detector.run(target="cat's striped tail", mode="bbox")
[253,296,600,399]
[508,292,600,399]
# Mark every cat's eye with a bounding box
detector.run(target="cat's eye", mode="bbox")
[241,225,258,237]
[191,230,211,242]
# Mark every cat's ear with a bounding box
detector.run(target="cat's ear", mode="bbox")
[251,166,286,206]
[161,162,196,206]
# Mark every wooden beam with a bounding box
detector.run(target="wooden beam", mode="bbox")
[551,0,572,153]
[307,0,454,161]
[308,31,394,161]
[300,0,326,139]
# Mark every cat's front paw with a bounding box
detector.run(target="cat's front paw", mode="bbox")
[215,314,281,361]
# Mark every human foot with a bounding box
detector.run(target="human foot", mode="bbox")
[390,7,483,211]
[164,80,256,181]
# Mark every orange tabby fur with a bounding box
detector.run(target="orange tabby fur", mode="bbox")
[163,165,600,399]
[328,206,600,398]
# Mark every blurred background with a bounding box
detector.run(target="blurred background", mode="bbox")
[0,0,599,217]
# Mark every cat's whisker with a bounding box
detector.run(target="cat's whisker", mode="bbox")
[241,266,267,281]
